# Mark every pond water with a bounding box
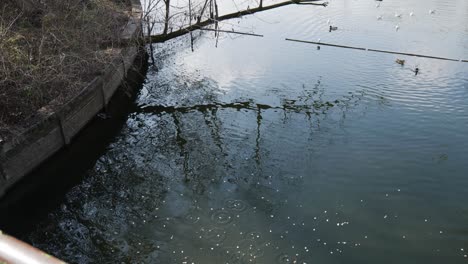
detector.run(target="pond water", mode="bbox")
[26,0,468,263]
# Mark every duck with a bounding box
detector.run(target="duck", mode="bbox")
[429,9,435,14]
[377,15,383,20]
[394,12,402,18]
[329,25,338,32]
[395,25,400,31]
[376,3,380,8]
[409,12,414,16]
[413,66,420,75]
[395,59,405,65]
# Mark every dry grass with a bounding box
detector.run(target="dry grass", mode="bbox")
[0,0,130,138]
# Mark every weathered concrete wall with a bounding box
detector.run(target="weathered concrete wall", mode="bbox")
[0,0,143,198]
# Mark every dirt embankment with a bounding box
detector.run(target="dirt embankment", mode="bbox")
[0,0,130,139]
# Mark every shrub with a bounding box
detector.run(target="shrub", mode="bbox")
[0,0,128,138]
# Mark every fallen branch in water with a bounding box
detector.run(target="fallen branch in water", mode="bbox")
[147,0,327,43]
[285,38,468,63]
[199,28,264,37]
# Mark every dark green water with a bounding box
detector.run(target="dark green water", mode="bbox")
[24,0,468,263]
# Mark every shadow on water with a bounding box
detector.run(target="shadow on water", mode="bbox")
[0,51,149,239]
[0,35,373,261]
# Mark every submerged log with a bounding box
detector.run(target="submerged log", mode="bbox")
[199,28,263,37]
[285,38,468,63]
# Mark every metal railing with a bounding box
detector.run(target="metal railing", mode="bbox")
[0,231,66,264]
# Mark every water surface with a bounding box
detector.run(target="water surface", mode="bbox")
[27,0,468,263]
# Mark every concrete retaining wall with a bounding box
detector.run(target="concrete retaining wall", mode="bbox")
[0,0,143,198]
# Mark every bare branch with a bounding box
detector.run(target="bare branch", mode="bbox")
[148,0,327,43]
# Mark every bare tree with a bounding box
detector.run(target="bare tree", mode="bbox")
[147,0,327,43]
[189,0,194,51]
[142,0,162,66]
[197,0,210,24]
[163,0,170,35]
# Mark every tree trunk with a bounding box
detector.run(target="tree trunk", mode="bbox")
[149,0,326,43]
[197,0,210,24]
[163,0,170,35]
[189,0,194,51]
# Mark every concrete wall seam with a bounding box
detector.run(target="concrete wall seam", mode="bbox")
[56,113,70,146]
